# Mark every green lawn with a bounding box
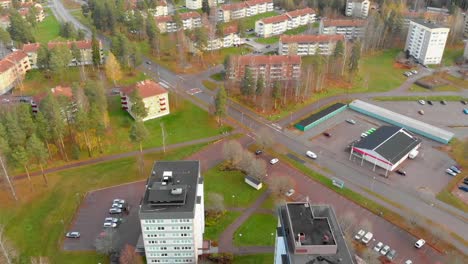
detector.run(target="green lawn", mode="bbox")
[260,194,279,210]
[442,46,464,66]
[204,211,241,241]
[241,11,278,29]
[234,253,274,264]
[0,143,208,263]
[203,165,266,207]
[202,80,220,91]
[118,70,147,86]
[409,84,460,92]
[70,9,94,29]
[233,213,277,246]
[255,36,279,44]
[210,72,225,81]
[34,9,65,43]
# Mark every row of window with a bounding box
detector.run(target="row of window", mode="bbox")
[145,246,193,251]
[150,259,193,263]
[145,225,191,231]
[148,252,194,257]
[144,219,192,224]
[146,239,193,245]
[145,233,192,238]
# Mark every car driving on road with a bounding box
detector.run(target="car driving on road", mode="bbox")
[270,158,279,165]
[306,151,317,159]
[65,232,80,238]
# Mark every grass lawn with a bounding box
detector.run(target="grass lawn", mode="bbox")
[20,68,83,96]
[374,95,466,101]
[441,45,464,66]
[233,253,274,264]
[118,70,147,86]
[34,9,65,43]
[0,143,209,263]
[203,164,266,207]
[233,213,277,246]
[260,194,279,210]
[408,84,460,92]
[255,36,279,44]
[241,11,278,29]
[210,72,225,81]
[202,80,221,91]
[204,211,241,241]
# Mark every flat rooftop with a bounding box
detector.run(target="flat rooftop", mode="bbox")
[296,103,346,128]
[410,19,448,29]
[139,161,201,219]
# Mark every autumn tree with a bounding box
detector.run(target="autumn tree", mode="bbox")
[27,134,49,186]
[129,89,148,120]
[214,86,227,124]
[91,32,102,67]
[271,81,282,109]
[11,146,32,188]
[270,176,293,197]
[119,244,143,264]
[7,10,35,43]
[36,44,50,69]
[129,120,149,153]
[49,45,73,80]
[255,74,265,100]
[202,0,210,14]
[105,52,123,86]
[206,193,225,213]
[222,140,244,168]
[241,68,255,96]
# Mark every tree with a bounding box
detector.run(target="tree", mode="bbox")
[129,120,149,153]
[105,52,123,86]
[0,123,10,156]
[129,89,148,120]
[255,74,265,98]
[95,229,120,256]
[202,0,210,14]
[256,127,274,149]
[77,29,86,40]
[245,158,267,181]
[71,43,82,66]
[119,244,143,264]
[49,45,73,79]
[348,41,361,79]
[0,28,11,56]
[271,81,282,109]
[36,44,50,69]
[214,87,227,124]
[241,68,255,96]
[7,10,35,43]
[222,140,244,168]
[40,93,68,160]
[91,32,102,67]
[17,103,35,138]
[27,134,49,186]
[333,40,344,59]
[206,193,225,213]
[270,176,293,197]
[11,146,32,188]
[194,27,209,51]
[4,112,26,148]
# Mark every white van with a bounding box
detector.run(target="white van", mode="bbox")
[361,232,373,244]
[306,151,317,159]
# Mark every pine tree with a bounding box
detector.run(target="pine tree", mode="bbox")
[241,68,255,96]
[214,87,227,124]
[11,146,32,189]
[272,81,281,109]
[7,10,35,43]
[129,89,148,120]
[202,0,210,15]
[27,134,49,186]
[348,41,361,78]
[256,74,265,97]
[37,44,50,69]
[91,32,102,67]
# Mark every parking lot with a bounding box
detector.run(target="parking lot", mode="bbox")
[62,181,145,251]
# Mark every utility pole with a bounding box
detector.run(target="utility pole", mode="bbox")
[0,156,17,201]
[0,226,12,264]
[160,122,166,153]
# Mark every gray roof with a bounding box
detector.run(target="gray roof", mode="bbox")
[139,161,201,219]
[410,19,448,29]
[245,175,262,185]
[354,126,421,163]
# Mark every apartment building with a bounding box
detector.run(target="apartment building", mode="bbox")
[196,24,241,51]
[227,55,301,83]
[156,12,202,33]
[218,0,273,22]
[255,7,316,38]
[19,3,45,22]
[121,80,169,121]
[345,0,370,18]
[274,203,355,264]
[319,18,366,39]
[0,50,31,95]
[279,34,345,56]
[0,0,11,9]
[30,85,73,113]
[186,0,202,10]
[150,0,169,17]
[139,161,204,263]
[404,19,449,65]
[464,13,468,38]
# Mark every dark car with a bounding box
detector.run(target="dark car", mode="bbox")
[146,61,151,65]
[265,45,271,48]
[255,150,263,155]
[458,186,468,192]
[440,100,447,105]
[245,38,250,41]
[461,100,467,105]
[395,169,406,176]
[463,178,468,185]
[427,100,433,105]
[323,132,331,137]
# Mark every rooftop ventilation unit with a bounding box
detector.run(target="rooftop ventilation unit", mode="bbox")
[171,188,183,195]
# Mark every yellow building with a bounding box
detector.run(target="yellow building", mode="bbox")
[0,50,31,95]
[121,80,170,121]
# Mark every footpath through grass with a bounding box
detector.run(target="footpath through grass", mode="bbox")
[204,211,242,241]
[233,213,277,246]
[34,9,64,43]
[0,143,209,263]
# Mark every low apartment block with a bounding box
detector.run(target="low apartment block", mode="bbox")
[464,13,468,38]
[404,19,449,65]
[191,24,241,51]
[149,0,169,17]
[31,85,73,113]
[22,39,105,68]
[156,12,202,33]
[255,7,316,38]
[279,34,345,56]
[319,18,366,39]
[121,80,170,121]
[138,161,205,263]
[0,50,31,95]
[19,2,45,22]
[186,0,202,10]
[274,202,355,264]
[345,0,370,18]
[218,0,273,22]
[227,55,301,83]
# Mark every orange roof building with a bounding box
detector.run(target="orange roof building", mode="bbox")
[279,34,345,56]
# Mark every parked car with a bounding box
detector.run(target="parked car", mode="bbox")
[360,133,368,138]
[105,217,119,224]
[285,189,295,197]
[464,108,468,115]
[361,232,373,244]
[346,119,356,124]
[323,132,331,137]
[112,203,124,209]
[373,242,384,252]
[380,245,390,255]
[446,169,457,176]
[404,72,412,77]
[245,38,250,41]
[113,199,125,204]
[395,169,406,176]
[354,229,366,240]
[461,100,467,105]
[427,100,433,105]
[411,70,418,74]
[265,45,271,48]
[65,232,80,238]
[387,249,397,260]
[463,178,468,185]
[306,151,317,159]
[415,239,426,248]
[270,158,279,165]
[405,260,413,264]
[440,100,447,105]
[418,110,424,115]
[418,100,425,105]
[146,61,151,65]
[255,150,263,155]
[103,222,117,228]
[450,166,461,174]
[109,208,122,214]
[459,185,468,192]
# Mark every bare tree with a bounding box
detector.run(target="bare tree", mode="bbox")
[30,256,50,264]
[0,155,17,201]
[245,158,267,181]
[359,218,373,233]
[206,193,225,213]
[119,244,143,264]
[238,150,255,172]
[270,176,294,197]
[222,140,244,168]
[95,229,120,256]
[361,248,380,264]
[339,211,357,232]
[0,225,17,264]
[256,127,275,149]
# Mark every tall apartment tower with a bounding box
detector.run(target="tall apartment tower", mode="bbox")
[404,19,450,65]
[345,0,370,18]
[139,161,205,264]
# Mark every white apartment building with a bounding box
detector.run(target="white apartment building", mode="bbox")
[464,13,468,38]
[464,40,468,60]
[121,80,170,121]
[218,0,273,22]
[139,161,204,264]
[319,19,366,39]
[279,34,345,56]
[150,0,169,17]
[345,0,370,18]
[404,19,449,65]
[155,12,202,33]
[203,24,241,51]
[255,7,316,38]
[186,0,202,10]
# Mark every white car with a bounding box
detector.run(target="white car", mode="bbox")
[346,119,356,124]
[105,217,119,223]
[306,151,317,159]
[360,133,368,138]
[445,169,457,176]
[112,203,123,209]
[109,208,122,214]
[354,229,366,240]
[113,199,125,204]
[415,239,425,248]
[285,189,295,197]
[103,222,117,228]
[380,245,390,255]
[411,70,418,74]
[270,158,279,165]
[418,100,426,105]
[373,242,383,252]
[361,232,373,244]
[405,260,413,264]
[65,232,80,238]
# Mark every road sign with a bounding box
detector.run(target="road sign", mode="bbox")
[332,177,344,189]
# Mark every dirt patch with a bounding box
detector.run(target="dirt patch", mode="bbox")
[394,62,412,69]
[415,74,450,89]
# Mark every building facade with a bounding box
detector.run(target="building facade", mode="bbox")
[227,55,301,83]
[404,19,449,65]
[139,161,204,264]
[150,0,169,17]
[218,0,273,22]
[345,0,370,18]
[121,80,170,121]
[156,12,202,33]
[255,7,316,38]
[464,13,468,38]
[0,50,31,95]
[194,24,241,51]
[319,19,366,39]
[186,0,202,10]
[0,0,11,9]
[278,34,344,56]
